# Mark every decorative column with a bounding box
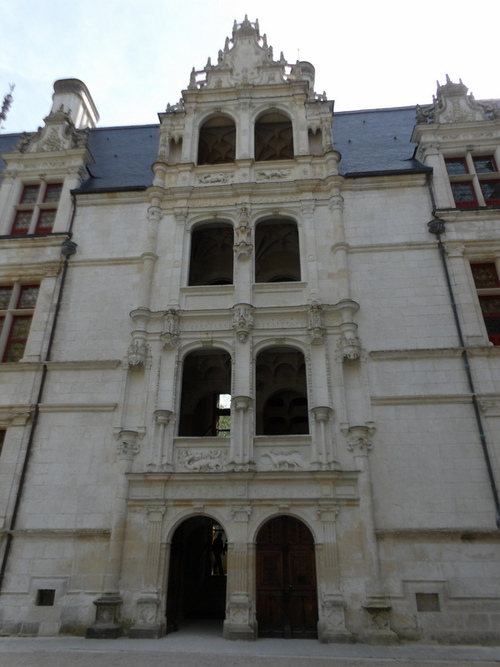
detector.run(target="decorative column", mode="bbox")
[223,506,256,640]
[230,395,253,470]
[130,506,166,638]
[329,194,350,303]
[344,425,397,644]
[312,406,337,470]
[301,201,319,295]
[147,410,174,472]
[86,430,140,639]
[230,300,254,470]
[233,204,253,305]
[316,504,351,643]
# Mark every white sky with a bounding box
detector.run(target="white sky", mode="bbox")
[1,0,498,134]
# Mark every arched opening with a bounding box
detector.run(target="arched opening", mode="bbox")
[166,516,227,633]
[255,219,300,283]
[256,515,318,638]
[179,349,232,437]
[188,223,234,286]
[256,347,309,435]
[254,110,294,161]
[198,115,236,165]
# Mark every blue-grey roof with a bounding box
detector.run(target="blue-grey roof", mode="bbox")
[0,106,429,192]
[79,125,159,192]
[334,106,429,176]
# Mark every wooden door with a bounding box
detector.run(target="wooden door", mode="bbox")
[256,516,318,638]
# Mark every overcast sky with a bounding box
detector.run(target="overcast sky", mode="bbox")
[1,0,498,134]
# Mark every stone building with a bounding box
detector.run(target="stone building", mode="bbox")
[0,17,499,643]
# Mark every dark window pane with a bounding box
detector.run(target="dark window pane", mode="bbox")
[10,316,32,338]
[451,182,476,206]
[480,180,500,204]
[4,340,27,362]
[44,183,62,203]
[0,288,13,309]
[471,263,500,288]
[12,210,32,234]
[20,185,40,204]
[473,156,497,173]
[18,286,39,308]
[0,429,5,456]
[445,158,468,175]
[479,296,500,316]
[36,209,56,233]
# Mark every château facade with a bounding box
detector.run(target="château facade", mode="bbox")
[0,18,499,644]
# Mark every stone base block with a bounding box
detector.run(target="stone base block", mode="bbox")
[85,623,122,639]
[129,622,165,639]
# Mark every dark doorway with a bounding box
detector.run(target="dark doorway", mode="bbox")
[256,515,318,639]
[166,517,227,633]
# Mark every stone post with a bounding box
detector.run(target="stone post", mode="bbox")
[86,430,140,639]
[316,504,351,642]
[129,506,166,638]
[223,506,255,640]
[345,425,397,644]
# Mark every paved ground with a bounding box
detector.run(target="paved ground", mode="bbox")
[0,621,498,667]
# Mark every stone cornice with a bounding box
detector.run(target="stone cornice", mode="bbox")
[370,347,500,360]
[1,528,111,538]
[370,394,472,406]
[376,528,500,541]
[39,403,117,413]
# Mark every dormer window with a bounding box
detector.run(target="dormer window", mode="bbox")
[198,115,236,165]
[11,182,63,235]
[445,155,500,208]
[255,111,294,161]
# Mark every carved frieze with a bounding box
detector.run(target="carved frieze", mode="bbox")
[260,450,306,470]
[177,449,225,472]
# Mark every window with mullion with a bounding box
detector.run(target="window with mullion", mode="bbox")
[471,262,500,345]
[11,182,62,235]
[0,284,39,362]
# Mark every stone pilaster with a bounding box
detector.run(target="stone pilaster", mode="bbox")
[317,504,352,643]
[129,506,166,638]
[86,430,140,639]
[223,507,256,640]
[345,425,397,644]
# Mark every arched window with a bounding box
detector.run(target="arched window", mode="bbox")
[256,347,309,435]
[188,223,234,286]
[179,349,232,437]
[255,110,294,161]
[198,115,236,165]
[255,219,300,283]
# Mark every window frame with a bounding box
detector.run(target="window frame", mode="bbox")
[0,283,40,362]
[470,262,500,346]
[445,154,500,208]
[10,182,63,235]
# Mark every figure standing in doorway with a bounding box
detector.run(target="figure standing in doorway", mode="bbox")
[212,532,225,576]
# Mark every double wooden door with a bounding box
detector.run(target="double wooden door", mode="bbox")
[256,516,318,638]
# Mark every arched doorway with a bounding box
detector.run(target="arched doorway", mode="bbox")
[256,515,318,639]
[166,516,227,633]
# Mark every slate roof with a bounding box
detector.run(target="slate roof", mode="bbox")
[333,106,429,176]
[0,106,428,192]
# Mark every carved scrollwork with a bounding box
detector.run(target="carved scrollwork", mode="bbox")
[232,304,254,343]
[127,338,149,368]
[307,301,326,345]
[336,332,362,360]
[160,309,180,349]
[116,430,141,459]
